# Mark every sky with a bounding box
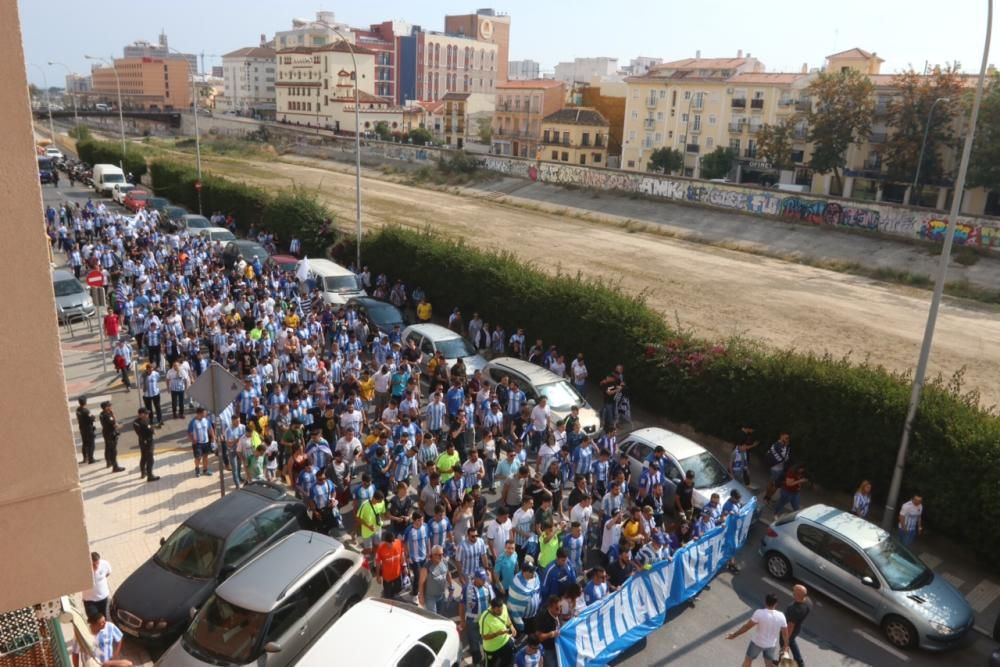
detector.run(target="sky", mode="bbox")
[18,0,996,86]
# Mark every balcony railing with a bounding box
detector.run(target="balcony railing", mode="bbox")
[748,124,762,133]
[778,98,796,107]
[869,132,888,144]
[643,119,655,130]
[750,98,764,110]
[595,137,605,147]
[731,98,747,109]
[728,122,745,132]
[792,128,808,140]
[692,99,703,111]
[646,97,657,108]
[686,143,700,154]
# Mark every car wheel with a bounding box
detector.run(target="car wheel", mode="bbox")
[765,552,792,580]
[882,616,917,649]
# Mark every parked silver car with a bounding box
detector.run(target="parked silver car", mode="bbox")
[402,323,487,378]
[53,269,96,322]
[760,504,974,650]
[619,427,753,513]
[156,531,370,667]
[483,356,600,435]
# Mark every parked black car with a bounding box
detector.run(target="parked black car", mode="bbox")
[347,296,408,339]
[109,482,309,645]
[222,240,271,270]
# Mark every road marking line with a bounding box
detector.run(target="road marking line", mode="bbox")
[966,579,1000,612]
[852,629,910,661]
[942,573,965,589]
[918,552,942,569]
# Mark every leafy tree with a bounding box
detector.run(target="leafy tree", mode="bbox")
[756,120,796,170]
[477,117,493,144]
[646,147,684,174]
[409,127,433,146]
[805,69,875,193]
[883,66,965,191]
[373,121,392,141]
[967,72,1000,192]
[699,147,735,180]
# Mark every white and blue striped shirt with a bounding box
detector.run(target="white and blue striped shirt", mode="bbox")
[458,538,487,578]
[428,517,452,548]
[506,572,541,626]
[143,371,161,397]
[563,533,585,573]
[404,523,430,563]
[426,401,446,431]
[188,416,212,444]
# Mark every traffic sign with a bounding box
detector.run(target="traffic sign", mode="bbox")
[194,180,202,191]
[188,362,242,417]
[85,270,105,288]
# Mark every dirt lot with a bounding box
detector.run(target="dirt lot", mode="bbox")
[198,152,1000,408]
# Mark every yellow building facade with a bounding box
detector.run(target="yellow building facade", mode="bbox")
[539,107,610,167]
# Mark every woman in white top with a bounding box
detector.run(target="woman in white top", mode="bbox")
[851,480,873,519]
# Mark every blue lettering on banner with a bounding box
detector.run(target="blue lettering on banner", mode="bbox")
[558,498,757,666]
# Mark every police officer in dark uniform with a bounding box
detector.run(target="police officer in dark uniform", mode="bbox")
[76,396,97,464]
[133,408,160,482]
[99,401,125,473]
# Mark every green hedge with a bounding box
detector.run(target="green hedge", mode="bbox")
[352,226,1000,566]
[150,160,334,255]
[77,138,147,178]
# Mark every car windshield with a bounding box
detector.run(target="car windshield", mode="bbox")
[865,538,932,591]
[437,337,476,359]
[323,275,361,291]
[53,278,84,297]
[148,198,169,208]
[536,381,583,411]
[104,174,125,184]
[37,158,54,170]
[679,451,731,487]
[210,230,236,241]
[365,302,402,324]
[184,595,267,664]
[187,218,211,229]
[153,525,222,579]
[166,207,186,219]
[131,192,149,200]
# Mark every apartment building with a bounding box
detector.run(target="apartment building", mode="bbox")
[554,57,619,85]
[90,56,192,110]
[539,107,610,167]
[219,46,276,115]
[508,59,541,80]
[492,79,566,157]
[445,8,511,82]
[274,11,355,50]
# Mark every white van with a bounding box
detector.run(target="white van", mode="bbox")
[298,258,365,305]
[92,164,126,197]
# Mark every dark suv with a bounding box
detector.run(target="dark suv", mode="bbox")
[110,482,309,645]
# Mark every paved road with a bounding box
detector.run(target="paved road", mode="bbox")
[46,175,998,667]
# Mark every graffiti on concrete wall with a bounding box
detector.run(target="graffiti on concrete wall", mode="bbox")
[329,139,1000,252]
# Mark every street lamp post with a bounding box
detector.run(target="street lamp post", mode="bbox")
[168,47,203,213]
[29,64,57,146]
[331,29,363,272]
[910,96,950,206]
[85,55,127,171]
[882,0,993,531]
[48,62,80,132]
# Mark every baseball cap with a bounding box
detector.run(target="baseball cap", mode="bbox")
[474,568,488,581]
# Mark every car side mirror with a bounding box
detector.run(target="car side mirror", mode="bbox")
[219,564,237,581]
[160,537,166,546]
[861,576,878,588]
[263,642,282,654]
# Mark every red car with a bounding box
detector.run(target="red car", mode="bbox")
[269,254,299,273]
[123,190,151,212]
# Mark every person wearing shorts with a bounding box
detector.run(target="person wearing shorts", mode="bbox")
[726,593,788,666]
[187,408,215,478]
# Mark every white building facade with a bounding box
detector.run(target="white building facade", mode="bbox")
[219,47,277,115]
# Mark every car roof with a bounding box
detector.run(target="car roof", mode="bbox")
[488,357,565,385]
[182,484,281,538]
[182,214,210,221]
[300,598,454,664]
[350,296,392,308]
[627,427,707,460]
[798,504,888,549]
[202,227,231,234]
[52,269,76,282]
[302,258,353,276]
[403,323,460,341]
[216,531,346,613]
